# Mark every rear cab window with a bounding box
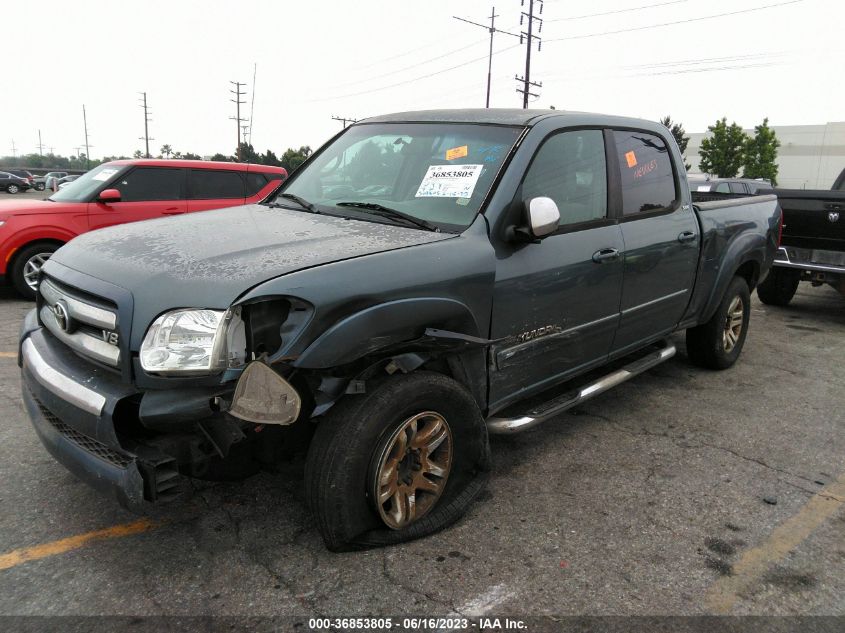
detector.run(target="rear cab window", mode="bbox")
[245,172,269,197]
[612,130,678,216]
[189,169,245,199]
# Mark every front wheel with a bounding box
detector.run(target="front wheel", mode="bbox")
[11,242,59,300]
[35,183,46,192]
[756,267,799,306]
[686,276,751,370]
[305,371,490,551]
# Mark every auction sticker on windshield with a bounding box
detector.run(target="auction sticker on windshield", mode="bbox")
[92,168,120,182]
[416,164,483,198]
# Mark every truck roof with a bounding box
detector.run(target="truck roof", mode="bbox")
[360,108,657,129]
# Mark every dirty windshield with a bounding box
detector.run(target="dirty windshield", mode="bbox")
[272,122,523,231]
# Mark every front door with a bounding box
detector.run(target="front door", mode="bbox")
[88,166,187,230]
[609,129,699,355]
[489,129,624,411]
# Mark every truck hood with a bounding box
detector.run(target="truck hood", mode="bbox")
[49,204,456,310]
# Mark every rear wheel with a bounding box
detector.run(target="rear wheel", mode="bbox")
[686,276,751,370]
[305,371,490,551]
[756,267,799,306]
[11,242,59,300]
[35,183,46,192]
[6,184,19,194]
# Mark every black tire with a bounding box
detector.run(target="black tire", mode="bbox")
[10,242,59,300]
[6,184,19,194]
[686,276,752,370]
[35,183,46,192]
[305,371,491,551]
[756,267,799,306]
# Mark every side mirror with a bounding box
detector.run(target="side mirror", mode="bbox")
[98,188,121,203]
[507,197,560,242]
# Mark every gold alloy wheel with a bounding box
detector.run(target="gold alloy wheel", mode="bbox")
[723,295,745,353]
[372,411,453,530]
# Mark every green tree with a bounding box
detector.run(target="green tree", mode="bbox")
[210,153,232,162]
[160,144,173,159]
[742,118,780,185]
[698,118,747,177]
[237,142,260,164]
[183,152,202,160]
[279,146,312,173]
[260,149,281,167]
[133,150,143,159]
[660,116,691,171]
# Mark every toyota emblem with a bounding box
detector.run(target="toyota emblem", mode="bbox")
[829,212,841,223]
[52,300,72,333]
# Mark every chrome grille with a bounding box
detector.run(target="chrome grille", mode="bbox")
[39,277,121,367]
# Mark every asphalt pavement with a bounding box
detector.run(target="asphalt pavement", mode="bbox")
[0,280,842,620]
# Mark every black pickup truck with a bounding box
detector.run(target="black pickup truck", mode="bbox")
[19,110,780,550]
[756,167,845,305]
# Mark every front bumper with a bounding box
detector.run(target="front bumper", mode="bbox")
[18,312,223,508]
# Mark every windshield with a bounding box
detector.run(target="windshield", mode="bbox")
[48,164,127,202]
[271,122,523,231]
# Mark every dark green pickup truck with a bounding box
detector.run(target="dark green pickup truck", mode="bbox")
[20,109,781,550]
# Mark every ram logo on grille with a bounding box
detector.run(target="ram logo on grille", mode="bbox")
[102,330,119,346]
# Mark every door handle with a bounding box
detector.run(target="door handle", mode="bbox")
[592,248,621,263]
[678,231,697,243]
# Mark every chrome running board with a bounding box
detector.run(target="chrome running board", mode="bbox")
[486,341,676,435]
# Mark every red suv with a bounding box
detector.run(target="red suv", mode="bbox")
[0,159,286,298]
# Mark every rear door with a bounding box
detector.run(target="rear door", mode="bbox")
[186,168,246,212]
[609,128,699,355]
[489,128,625,408]
[88,166,187,230]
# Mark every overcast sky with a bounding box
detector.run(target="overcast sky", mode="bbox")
[4,0,842,159]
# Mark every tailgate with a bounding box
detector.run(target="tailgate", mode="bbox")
[776,189,845,251]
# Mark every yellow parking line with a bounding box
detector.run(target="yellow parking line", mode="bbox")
[705,471,845,613]
[0,518,159,571]
[0,352,17,359]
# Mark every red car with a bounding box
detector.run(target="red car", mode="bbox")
[0,159,286,299]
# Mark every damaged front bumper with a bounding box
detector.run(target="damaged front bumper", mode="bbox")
[18,310,247,509]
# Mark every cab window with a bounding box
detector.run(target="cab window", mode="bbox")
[613,130,677,215]
[521,129,608,226]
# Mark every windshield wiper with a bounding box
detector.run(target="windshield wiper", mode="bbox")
[335,202,439,232]
[271,193,320,214]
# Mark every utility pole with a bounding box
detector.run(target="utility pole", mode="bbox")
[229,81,248,161]
[37,130,44,156]
[248,63,257,146]
[82,104,91,168]
[241,124,250,149]
[73,146,83,158]
[331,115,359,128]
[10,140,16,159]
[453,7,520,108]
[139,92,153,158]
[515,0,543,109]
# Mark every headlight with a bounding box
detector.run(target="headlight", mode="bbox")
[140,308,246,375]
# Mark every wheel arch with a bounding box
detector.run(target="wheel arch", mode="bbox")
[6,237,66,283]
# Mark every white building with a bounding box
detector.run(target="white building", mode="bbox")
[685,122,845,189]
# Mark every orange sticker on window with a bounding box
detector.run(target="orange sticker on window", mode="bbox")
[625,151,638,168]
[446,145,468,161]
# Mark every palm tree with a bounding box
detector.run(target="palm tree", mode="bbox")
[160,144,173,159]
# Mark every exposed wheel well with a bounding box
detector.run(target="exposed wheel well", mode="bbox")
[735,260,760,290]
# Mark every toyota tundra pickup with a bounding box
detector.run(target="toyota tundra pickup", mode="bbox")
[19,110,781,551]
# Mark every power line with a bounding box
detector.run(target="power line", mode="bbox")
[229,81,247,161]
[545,0,805,42]
[329,38,489,90]
[138,92,153,158]
[516,0,544,108]
[546,0,692,22]
[304,43,522,102]
[453,6,521,107]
